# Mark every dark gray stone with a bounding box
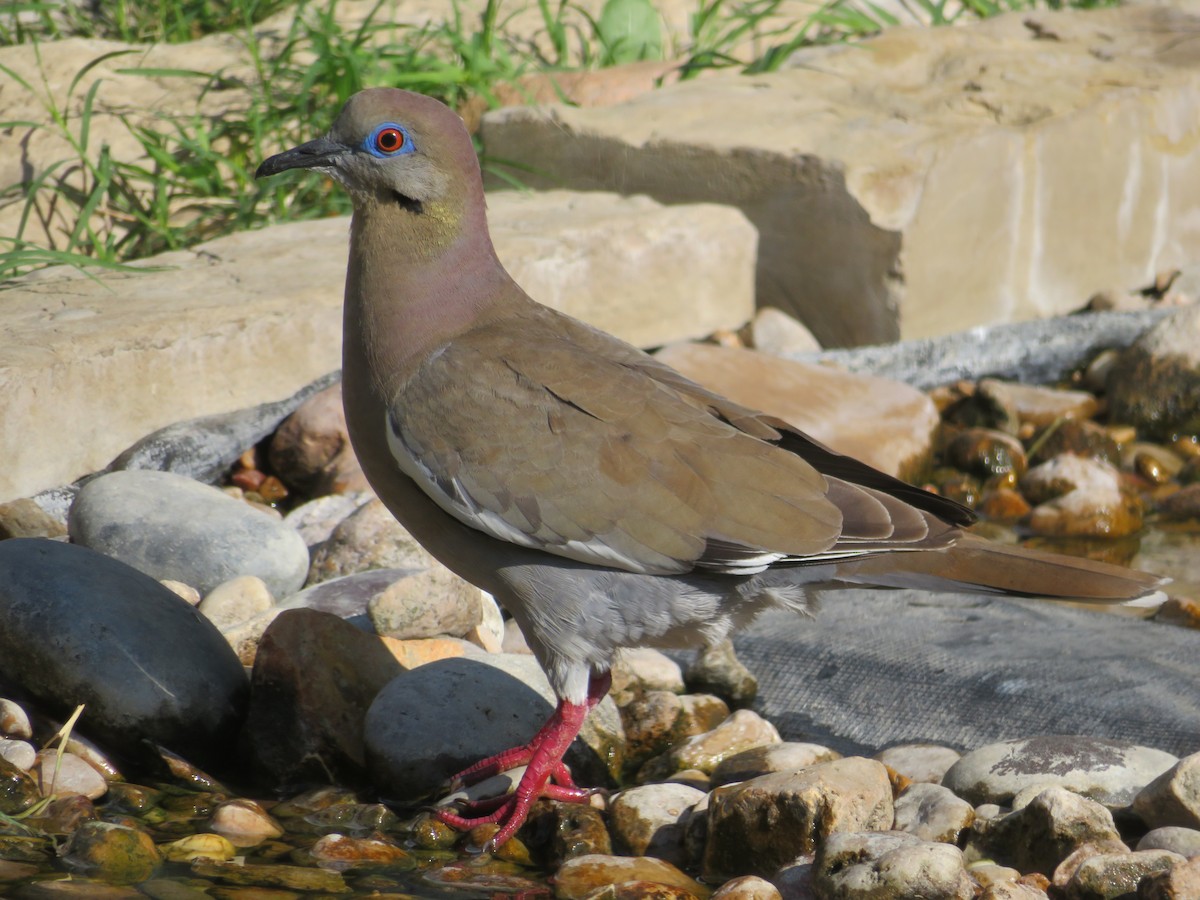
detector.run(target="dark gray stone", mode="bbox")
[363,654,622,800]
[0,539,248,770]
[68,469,309,597]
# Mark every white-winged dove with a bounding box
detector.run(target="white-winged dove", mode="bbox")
[257,87,1165,847]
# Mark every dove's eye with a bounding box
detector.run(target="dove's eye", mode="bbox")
[365,124,413,158]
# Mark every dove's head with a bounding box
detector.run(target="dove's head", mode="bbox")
[256,88,479,215]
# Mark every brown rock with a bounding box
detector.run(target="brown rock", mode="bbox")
[685,639,757,708]
[240,608,405,788]
[654,343,938,480]
[1138,857,1200,900]
[0,499,66,540]
[710,876,783,900]
[1022,456,1144,538]
[268,383,369,495]
[1155,597,1200,630]
[1133,753,1200,830]
[60,821,160,884]
[1066,849,1186,900]
[980,787,1124,876]
[711,742,842,787]
[978,379,1100,429]
[555,855,710,900]
[1028,419,1120,468]
[979,487,1033,522]
[1157,484,1200,521]
[946,428,1028,480]
[704,757,893,879]
[307,498,437,583]
[1107,305,1200,440]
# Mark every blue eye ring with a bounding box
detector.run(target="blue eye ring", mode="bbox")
[364,122,414,158]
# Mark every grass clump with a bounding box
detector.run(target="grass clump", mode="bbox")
[0,0,1119,284]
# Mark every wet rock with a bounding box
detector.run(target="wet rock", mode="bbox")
[533,800,612,864]
[1021,456,1144,538]
[609,783,706,865]
[0,498,67,540]
[1154,596,1200,630]
[581,882,703,900]
[710,875,782,900]
[979,883,1052,900]
[0,698,32,738]
[1107,303,1200,440]
[1133,752,1200,830]
[0,738,35,771]
[199,575,275,632]
[611,648,686,705]
[9,880,146,898]
[943,736,1177,808]
[60,821,161,884]
[1027,419,1120,468]
[68,469,309,598]
[25,793,98,835]
[306,833,413,868]
[704,757,893,879]
[977,379,1099,430]
[0,539,248,770]
[0,756,40,814]
[1066,849,1185,900]
[268,383,368,495]
[554,854,710,900]
[979,787,1123,876]
[813,830,974,899]
[160,833,237,863]
[30,750,107,800]
[874,744,960,785]
[1137,857,1200,900]
[978,487,1033,521]
[307,498,436,583]
[893,782,975,844]
[646,709,780,781]
[208,799,284,848]
[685,639,758,708]
[622,692,686,775]
[240,608,405,788]
[946,428,1028,481]
[1136,826,1200,856]
[190,858,349,892]
[1157,484,1200,521]
[367,567,483,640]
[711,742,841,787]
[364,654,623,799]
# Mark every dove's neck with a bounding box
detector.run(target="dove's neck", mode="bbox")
[344,189,513,396]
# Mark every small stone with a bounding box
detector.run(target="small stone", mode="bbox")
[943,736,1178,807]
[199,575,275,632]
[874,744,961,785]
[685,639,757,708]
[307,833,413,867]
[750,307,821,356]
[1136,826,1200,856]
[0,738,35,771]
[283,492,372,549]
[704,757,893,879]
[978,487,1033,521]
[1027,419,1120,467]
[946,428,1028,480]
[661,709,780,777]
[969,862,1022,888]
[622,691,685,775]
[0,698,32,738]
[977,379,1099,429]
[554,854,709,900]
[60,821,161,884]
[1133,752,1200,830]
[68,470,310,598]
[534,800,612,865]
[31,750,107,800]
[161,833,237,862]
[208,799,284,847]
[611,648,686,705]
[1154,597,1200,629]
[307,498,435,583]
[378,634,481,668]
[464,592,505,652]
[1065,849,1185,900]
[0,756,40,814]
[1106,304,1200,440]
[1022,456,1144,538]
[189,858,349,892]
[979,882,1052,900]
[0,498,67,540]
[367,567,483,639]
[813,830,975,899]
[1124,443,1185,483]
[1051,841,1134,890]
[1137,857,1200,900]
[979,787,1123,876]
[159,579,201,606]
[711,742,841,787]
[609,783,707,866]
[893,782,975,844]
[1157,484,1200,521]
[582,882,703,900]
[710,875,782,900]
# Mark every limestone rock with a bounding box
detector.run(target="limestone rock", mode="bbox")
[1133,753,1200,830]
[813,831,975,899]
[978,787,1123,876]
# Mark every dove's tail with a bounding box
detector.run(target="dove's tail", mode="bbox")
[835,534,1168,607]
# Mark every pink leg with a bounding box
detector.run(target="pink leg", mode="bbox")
[436,671,612,848]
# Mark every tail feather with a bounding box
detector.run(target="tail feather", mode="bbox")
[836,534,1167,603]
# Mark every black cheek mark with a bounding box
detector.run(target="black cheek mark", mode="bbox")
[392,191,423,215]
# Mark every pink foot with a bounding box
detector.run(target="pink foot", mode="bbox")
[435,671,611,848]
